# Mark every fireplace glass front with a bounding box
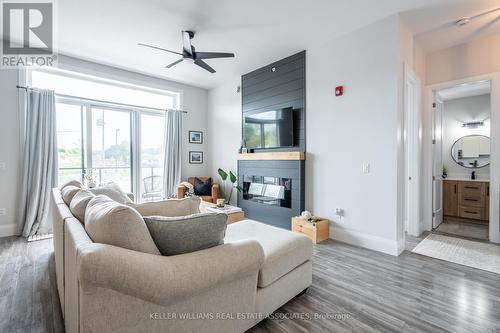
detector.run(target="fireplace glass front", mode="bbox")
[242,175,292,208]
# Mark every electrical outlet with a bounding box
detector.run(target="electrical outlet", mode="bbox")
[335,208,344,217]
[0,208,6,216]
[362,162,370,174]
[0,162,5,171]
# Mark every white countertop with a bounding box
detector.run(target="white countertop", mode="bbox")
[443,178,489,182]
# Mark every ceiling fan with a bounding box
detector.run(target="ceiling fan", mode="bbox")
[138,31,234,73]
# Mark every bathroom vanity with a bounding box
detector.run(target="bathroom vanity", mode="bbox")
[443,179,489,222]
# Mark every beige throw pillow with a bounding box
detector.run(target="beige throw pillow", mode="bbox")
[85,195,160,255]
[60,180,83,190]
[69,190,95,223]
[90,182,132,204]
[61,185,81,205]
[127,196,201,217]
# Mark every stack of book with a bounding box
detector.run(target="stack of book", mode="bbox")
[205,205,242,214]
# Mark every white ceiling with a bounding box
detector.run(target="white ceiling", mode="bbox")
[437,80,491,101]
[402,0,500,52]
[56,0,500,89]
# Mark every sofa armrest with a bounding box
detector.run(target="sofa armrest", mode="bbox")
[177,184,187,199]
[212,183,220,202]
[77,240,264,307]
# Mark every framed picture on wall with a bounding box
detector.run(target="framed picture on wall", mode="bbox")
[189,151,203,164]
[189,131,203,144]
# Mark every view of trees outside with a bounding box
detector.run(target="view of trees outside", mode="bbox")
[140,114,165,201]
[56,103,84,185]
[56,104,166,199]
[91,108,132,192]
[244,122,278,148]
[34,68,174,199]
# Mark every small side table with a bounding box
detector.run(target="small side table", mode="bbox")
[292,217,329,244]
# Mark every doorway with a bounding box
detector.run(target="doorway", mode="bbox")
[431,80,492,241]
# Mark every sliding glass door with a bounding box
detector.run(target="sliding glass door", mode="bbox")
[56,102,85,185]
[55,99,166,201]
[140,113,165,201]
[90,107,132,192]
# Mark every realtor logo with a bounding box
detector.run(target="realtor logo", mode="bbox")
[1,1,56,67]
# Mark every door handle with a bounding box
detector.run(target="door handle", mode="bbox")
[454,184,457,194]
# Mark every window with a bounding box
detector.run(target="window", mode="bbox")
[29,67,180,201]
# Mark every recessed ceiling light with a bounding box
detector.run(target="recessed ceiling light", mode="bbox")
[455,17,471,27]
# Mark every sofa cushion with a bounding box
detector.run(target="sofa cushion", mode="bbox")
[69,190,95,223]
[225,220,313,287]
[143,213,227,256]
[90,182,132,204]
[194,177,212,195]
[61,185,81,205]
[127,196,201,217]
[60,180,83,190]
[85,195,160,255]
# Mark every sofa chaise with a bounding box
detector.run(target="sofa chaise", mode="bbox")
[52,187,312,333]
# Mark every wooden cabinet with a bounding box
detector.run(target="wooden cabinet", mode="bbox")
[443,181,458,216]
[443,180,489,221]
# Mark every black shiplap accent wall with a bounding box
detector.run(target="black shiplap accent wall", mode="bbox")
[241,51,306,151]
[238,51,306,230]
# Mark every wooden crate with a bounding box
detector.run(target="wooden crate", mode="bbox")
[292,217,329,244]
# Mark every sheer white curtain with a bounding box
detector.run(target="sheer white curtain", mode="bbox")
[19,89,58,237]
[162,110,183,198]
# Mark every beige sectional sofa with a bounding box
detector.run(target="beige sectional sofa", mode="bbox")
[52,187,312,333]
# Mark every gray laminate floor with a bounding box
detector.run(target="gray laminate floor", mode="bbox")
[1,236,500,333]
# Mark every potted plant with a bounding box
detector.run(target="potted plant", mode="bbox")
[218,168,242,204]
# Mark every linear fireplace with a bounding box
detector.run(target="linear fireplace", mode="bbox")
[238,159,304,230]
[242,175,292,208]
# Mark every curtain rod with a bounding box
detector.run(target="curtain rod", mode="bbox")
[16,85,188,114]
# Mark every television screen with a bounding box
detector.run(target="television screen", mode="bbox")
[243,108,294,149]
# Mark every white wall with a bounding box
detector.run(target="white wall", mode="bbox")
[426,33,500,85]
[207,76,241,204]
[442,94,491,180]
[307,15,403,255]
[208,15,408,255]
[0,55,209,237]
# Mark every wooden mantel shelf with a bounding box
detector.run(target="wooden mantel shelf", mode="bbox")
[237,151,305,161]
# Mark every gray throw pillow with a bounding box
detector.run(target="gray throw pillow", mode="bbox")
[144,213,228,256]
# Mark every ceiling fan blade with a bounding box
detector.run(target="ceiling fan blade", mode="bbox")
[182,31,193,56]
[138,43,183,56]
[194,52,235,59]
[194,59,216,73]
[165,58,183,68]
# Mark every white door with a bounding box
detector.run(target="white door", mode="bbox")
[404,68,421,236]
[432,98,444,229]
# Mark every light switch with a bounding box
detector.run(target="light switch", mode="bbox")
[362,162,370,174]
[0,208,6,216]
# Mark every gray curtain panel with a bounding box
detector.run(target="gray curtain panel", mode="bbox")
[162,110,183,198]
[19,89,58,237]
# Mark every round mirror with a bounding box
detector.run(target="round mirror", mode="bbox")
[451,135,490,168]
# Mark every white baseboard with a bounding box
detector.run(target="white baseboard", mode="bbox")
[0,223,19,238]
[330,225,401,256]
